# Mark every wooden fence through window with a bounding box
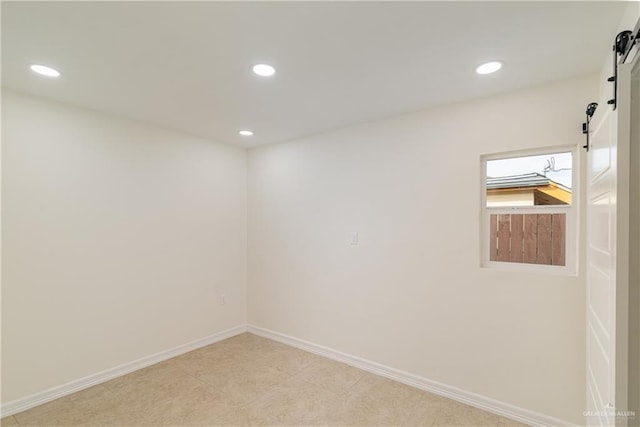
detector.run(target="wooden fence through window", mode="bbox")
[489,213,566,266]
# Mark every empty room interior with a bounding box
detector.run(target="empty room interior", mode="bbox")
[2,2,640,426]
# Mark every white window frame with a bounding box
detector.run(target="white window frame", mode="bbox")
[480,145,578,275]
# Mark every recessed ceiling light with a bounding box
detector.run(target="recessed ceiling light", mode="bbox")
[475,61,502,75]
[238,130,254,136]
[252,64,276,77]
[30,64,61,77]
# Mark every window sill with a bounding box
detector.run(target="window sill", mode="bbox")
[480,261,578,277]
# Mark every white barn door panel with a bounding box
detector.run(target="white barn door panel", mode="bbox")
[586,100,618,427]
[586,45,637,426]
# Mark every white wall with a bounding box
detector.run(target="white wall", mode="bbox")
[620,4,640,424]
[1,91,247,403]
[248,75,598,424]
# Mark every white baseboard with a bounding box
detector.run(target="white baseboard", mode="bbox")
[247,325,577,427]
[2,324,579,427]
[1,324,247,417]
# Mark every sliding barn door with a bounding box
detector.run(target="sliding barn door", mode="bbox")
[586,55,636,426]
[586,96,618,427]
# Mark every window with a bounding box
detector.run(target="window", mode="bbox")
[481,148,576,273]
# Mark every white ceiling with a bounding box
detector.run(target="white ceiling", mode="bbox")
[1,1,627,147]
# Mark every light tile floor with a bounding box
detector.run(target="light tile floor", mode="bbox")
[2,333,528,426]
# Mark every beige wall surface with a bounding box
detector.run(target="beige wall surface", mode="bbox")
[1,91,247,403]
[247,75,598,424]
